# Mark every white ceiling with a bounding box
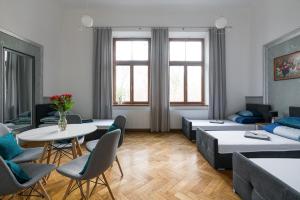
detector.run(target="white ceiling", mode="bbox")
[63,0,254,7]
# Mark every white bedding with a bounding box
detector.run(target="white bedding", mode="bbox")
[206,130,300,154]
[250,158,300,193]
[190,119,256,131]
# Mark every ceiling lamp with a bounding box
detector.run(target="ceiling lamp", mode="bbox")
[215,17,228,29]
[81,15,93,27]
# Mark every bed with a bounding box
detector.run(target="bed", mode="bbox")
[233,153,300,200]
[182,104,272,140]
[196,106,300,169]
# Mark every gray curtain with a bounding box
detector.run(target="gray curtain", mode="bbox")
[92,28,113,119]
[208,28,227,120]
[150,28,170,132]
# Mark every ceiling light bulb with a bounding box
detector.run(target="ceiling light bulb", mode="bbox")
[81,15,94,27]
[215,17,228,29]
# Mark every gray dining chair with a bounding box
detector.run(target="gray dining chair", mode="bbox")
[52,114,84,166]
[85,115,126,177]
[0,156,55,199]
[0,123,44,163]
[56,129,121,200]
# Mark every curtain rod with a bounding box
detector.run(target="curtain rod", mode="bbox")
[89,25,232,29]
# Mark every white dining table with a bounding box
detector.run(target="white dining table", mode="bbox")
[17,124,97,164]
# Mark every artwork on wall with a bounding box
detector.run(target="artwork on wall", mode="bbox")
[274,51,300,81]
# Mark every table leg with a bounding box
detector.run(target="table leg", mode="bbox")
[71,139,78,159]
[46,141,53,164]
[39,142,50,163]
[75,137,83,156]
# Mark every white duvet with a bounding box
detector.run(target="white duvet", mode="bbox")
[190,120,256,131]
[206,130,300,154]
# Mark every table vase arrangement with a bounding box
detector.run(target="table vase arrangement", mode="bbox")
[50,93,74,131]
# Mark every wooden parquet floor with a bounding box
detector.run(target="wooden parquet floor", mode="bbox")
[14,132,241,200]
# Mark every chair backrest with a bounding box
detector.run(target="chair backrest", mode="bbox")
[81,129,121,180]
[114,115,126,147]
[66,114,82,124]
[0,123,10,136]
[0,157,23,195]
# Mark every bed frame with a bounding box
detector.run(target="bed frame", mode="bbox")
[233,153,300,200]
[196,106,300,169]
[35,103,56,128]
[182,104,272,140]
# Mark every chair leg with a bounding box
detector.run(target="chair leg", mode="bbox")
[37,181,51,200]
[115,155,124,177]
[86,180,90,200]
[62,179,74,200]
[77,180,86,199]
[102,173,115,200]
[57,151,63,167]
[90,176,100,197]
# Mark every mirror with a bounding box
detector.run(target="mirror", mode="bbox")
[3,48,34,130]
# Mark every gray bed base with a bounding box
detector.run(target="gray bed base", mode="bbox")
[233,153,300,200]
[182,117,195,140]
[182,103,272,141]
[196,129,300,170]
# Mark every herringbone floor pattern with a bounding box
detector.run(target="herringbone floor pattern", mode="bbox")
[13,132,241,200]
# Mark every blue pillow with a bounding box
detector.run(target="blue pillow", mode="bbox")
[237,110,253,117]
[5,160,31,183]
[237,110,262,117]
[263,123,280,133]
[107,123,119,133]
[0,133,23,160]
[235,116,264,124]
[275,117,300,129]
[79,153,92,175]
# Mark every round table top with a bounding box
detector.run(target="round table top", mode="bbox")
[17,124,97,142]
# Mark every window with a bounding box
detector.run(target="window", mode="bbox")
[169,39,205,105]
[113,38,150,105]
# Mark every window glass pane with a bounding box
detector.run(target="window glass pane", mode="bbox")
[186,41,202,61]
[115,65,130,102]
[170,41,185,61]
[133,66,148,102]
[187,66,202,102]
[132,41,148,60]
[116,41,131,61]
[170,66,184,102]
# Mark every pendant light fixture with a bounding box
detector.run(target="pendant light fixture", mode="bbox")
[215,17,228,29]
[81,0,93,28]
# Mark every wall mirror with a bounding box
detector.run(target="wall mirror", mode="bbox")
[3,48,34,130]
[0,29,43,131]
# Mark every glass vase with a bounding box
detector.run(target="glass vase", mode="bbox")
[58,111,67,131]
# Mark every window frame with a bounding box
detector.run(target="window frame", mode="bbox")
[113,38,151,106]
[169,38,205,106]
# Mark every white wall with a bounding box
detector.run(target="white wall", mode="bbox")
[0,0,63,96]
[249,0,300,96]
[59,4,252,128]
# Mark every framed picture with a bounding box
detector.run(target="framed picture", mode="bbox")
[274,51,300,81]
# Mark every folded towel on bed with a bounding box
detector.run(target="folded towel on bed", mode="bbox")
[244,131,271,141]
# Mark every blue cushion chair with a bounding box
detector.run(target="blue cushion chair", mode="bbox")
[0,156,55,199]
[0,123,44,163]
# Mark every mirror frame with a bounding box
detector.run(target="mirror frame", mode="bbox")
[0,28,43,131]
